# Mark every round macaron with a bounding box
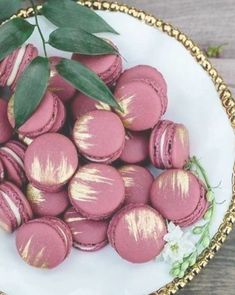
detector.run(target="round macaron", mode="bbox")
[0,99,13,144]
[0,44,38,90]
[149,120,190,169]
[16,217,72,269]
[114,79,164,131]
[69,163,125,220]
[8,91,64,138]
[150,169,208,227]
[118,165,153,205]
[73,110,125,163]
[24,133,78,192]
[108,204,167,263]
[71,92,111,121]
[0,181,33,232]
[72,40,122,87]
[49,56,76,103]
[120,131,150,164]
[26,183,69,217]
[64,207,109,251]
[0,140,27,188]
[49,97,66,132]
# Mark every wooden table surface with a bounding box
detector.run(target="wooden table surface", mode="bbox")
[23,1,235,295]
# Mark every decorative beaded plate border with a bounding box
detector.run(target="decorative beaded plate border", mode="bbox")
[1,1,235,295]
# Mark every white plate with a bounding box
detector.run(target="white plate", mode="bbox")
[0,8,234,295]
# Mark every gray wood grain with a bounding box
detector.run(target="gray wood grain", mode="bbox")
[18,1,235,295]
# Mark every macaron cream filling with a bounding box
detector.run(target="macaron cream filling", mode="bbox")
[0,190,21,226]
[7,45,26,87]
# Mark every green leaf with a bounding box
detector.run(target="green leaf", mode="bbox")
[48,27,118,55]
[178,270,185,279]
[56,58,121,111]
[14,57,50,128]
[170,267,180,277]
[202,236,210,248]
[206,190,214,202]
[192,226,204,235]
[0,18,35,62]
[189,253,197,266]
[0,0,21,22]
[41,0,118,34]
[204,208,213,220]
[181,261,189,272]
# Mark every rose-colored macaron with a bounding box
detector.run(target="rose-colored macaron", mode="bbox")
[114,79,164,131]
[73,110,125,163]
[71,92,111,121]
[0,44,38,90]
[0,99,13,144]
[64,207,109,251]
[118,165,153,205]
[16,217,72,269]
[0,158,5,182]
[8,91,66,138]
[108,204,167,263]
[49,56,76,103]
[26,183,69,217]
[120,131,150,164]
[0,140,27,188]
[24,133,78,192]
[149,120,190,169]
[150,169,208,227]
[69,163,125,220]
[0,181,33,232]
[72,40,122,87]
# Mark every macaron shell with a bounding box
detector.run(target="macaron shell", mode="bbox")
[16,219,69,269]
[49,56,76,103]
[69,163,125,219]
[0,191,16,232]
[119,165,153,205]
[0,158,5,182]
[0,50,18,86]
[5,140,27,160]
[0,99,13,144]
[50,97,66,132]
[108,204,167,263]
[71,92,111,121]
[73,110,125,162]
[24,133,78,192]
[114,80,162,131]
[26,184,69,217]
[64,207,109,251]
[120,131,150,164]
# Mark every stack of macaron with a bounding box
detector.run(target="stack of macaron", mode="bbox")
[0,40,209,269]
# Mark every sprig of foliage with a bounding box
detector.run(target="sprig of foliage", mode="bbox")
[170,156,216,278]
[205,44,227,58]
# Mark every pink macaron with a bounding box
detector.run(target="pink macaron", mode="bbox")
[0,158,5,182]
[150,169,208,227]
[114,79,164,131]
[0,140,27,188]
[0,99,13,144]
[71,92,111,121]
[149,120,190,169]
[26,183,69,217]
[49,56,76,103]
[0,44,38,90]
[73,110,125,163]
[118,165,153,205]
[120,131,150,164]
[0,181,33,232]
[69,163,125,220]
[16,217,72,269]
[24,133,78,192]
[64,207,109,251]
[108,204,167,263]
[72,40,122,87]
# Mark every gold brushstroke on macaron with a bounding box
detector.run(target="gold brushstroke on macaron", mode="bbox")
[176,127,188,146]
[65,216,87,223]
[119,166,136,187]
[95,101,111,111]
[7,96,14,124]
[125,210,163,242]
[78,167,113,185]
[33,247,45,267]
[20,236,33,262]
[30,154,74,184]
[0,219,10,232]
[26,184,45,204]
[70,181,98,202]
[74,115,94,150]
[116,94,136,126]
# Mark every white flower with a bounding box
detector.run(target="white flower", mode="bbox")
[162,222,196,264]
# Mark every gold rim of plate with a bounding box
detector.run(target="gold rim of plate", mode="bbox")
[2,1,235,295]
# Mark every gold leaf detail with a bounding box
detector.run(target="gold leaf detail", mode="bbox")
[33,247,45,267]
[176,127,188,146]
[0,219,10,232]
[116,94,136,126]
[66,217,87,223]
[125,210,163,242]
[26,184,45,204]
[74,115,94,150]
[30,154,74,184]
[20,236,33,262]
[95,101,111,111]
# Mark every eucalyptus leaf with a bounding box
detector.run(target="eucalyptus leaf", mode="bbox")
[48,27,118,55]
[0,18,35,62]
[56,58,121,110]
[0,0,21,22]
[14,57,50,128]
[41,0,118,34]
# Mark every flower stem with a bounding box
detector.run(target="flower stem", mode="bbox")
[29,0,48,57]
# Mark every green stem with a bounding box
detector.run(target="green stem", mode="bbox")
[29,0,48,57]
[191,156,211,189]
